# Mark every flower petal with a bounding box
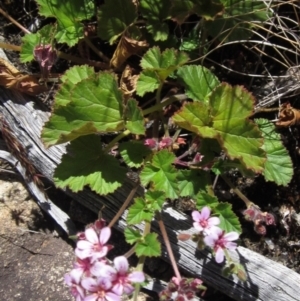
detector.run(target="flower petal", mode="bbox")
[75,248,92,260]
[224,232,239,242]
[207,217,220,226]
[85,228,99,244]
[203,234,216,247]
[128,271,145,283]
[112,283,123,296]
[81,277,98,292]
[84,295,97,301]
[215,247,225,263]
[123,283,135,295]
[201,206,210,219]
[114,256,129,274]
[99,227,111,245]
[193,222,204,232]
[90,261,106,277]
[106,292,121,301]
[192,211,201,222]
[225,241,237,250]
[76,240,93,250]
[97,277,112,290]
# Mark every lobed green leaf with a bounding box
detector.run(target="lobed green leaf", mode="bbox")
[98,0,137,44]
[214,202,242,234]
[119,141,152,168]
[53,135,127,195]
[42,72,124,147]
[135,233,161,257]
[173,84,266,172]
[177,65,220,102]
[140,149,178,200]
[36,0,94,46]
[256,118,293,186]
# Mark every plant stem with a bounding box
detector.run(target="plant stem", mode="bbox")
[132,221,151,301]
[57,50,109,69]
[156,211,181,280]
[103,129,131,153]
[83,36,110,63]
[221,174,253,208]
[0,42,21,52]
[0,8,31,34]
[142,94,186,116]
[108,182,139,228]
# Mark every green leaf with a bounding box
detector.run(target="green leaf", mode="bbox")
[124,227,142,244]
[146,22,169,42]
[42,72,124,147]
[127,197,154,224]
[214,202,242,234]
[177,65,220,102]
[140,150,179,199]
[140,0,170,41]
[177,170,209,197]
[195,192,219,209]
[136,233,161,257]
[256,118,293,186]
[36,0,94,46]
[119,141,152,168]
[140,47,189,80]
[179,29,201,52]
[98,0,137,44]
[136,70,160,96]
[145,190,165,211]
[125,99,145,135]
[20,24,55,62]
[53,135,127,195]
[55,65,95,107]
[205,0,268,42]
[170,0,224,24]
[173,84,266,172]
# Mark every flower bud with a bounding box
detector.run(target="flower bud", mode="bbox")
[33,44,57,78]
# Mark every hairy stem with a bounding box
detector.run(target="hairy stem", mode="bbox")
[221,174,253,208]
[157,211,181,280]
[108,182,139,228]
[0,8,31,34]
[103,129,131,153]
[83,36,110,63]
[142,94,187,116]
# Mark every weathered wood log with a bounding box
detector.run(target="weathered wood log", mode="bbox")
[1,52,300,301]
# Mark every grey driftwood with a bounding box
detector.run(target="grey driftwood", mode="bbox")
[1,57,300,301]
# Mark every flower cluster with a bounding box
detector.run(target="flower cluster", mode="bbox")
[192,207,239,263]
[159,277,206,301]
[243,204,276,235]
[65,220,145,301]
[144,137,186,151]
[33,44,57,79]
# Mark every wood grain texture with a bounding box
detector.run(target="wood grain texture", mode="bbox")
[0,50,299,301]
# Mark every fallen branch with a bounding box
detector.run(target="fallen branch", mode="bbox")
[1,51,300,301]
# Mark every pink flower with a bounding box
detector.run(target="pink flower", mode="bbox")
[159,137,173,149]
[72,258,93,282]
[204,227,239,263]
[192,207,220,235]
[81,277,120,301]
[75,227,112,262]
[144,138,158,149]
[33,44,57,78]
[92,256,145,295]
[64,270,85,301]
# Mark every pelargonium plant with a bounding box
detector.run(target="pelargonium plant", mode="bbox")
[2,0,294,300]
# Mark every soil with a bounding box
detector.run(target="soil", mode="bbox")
[1,1,300,301]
